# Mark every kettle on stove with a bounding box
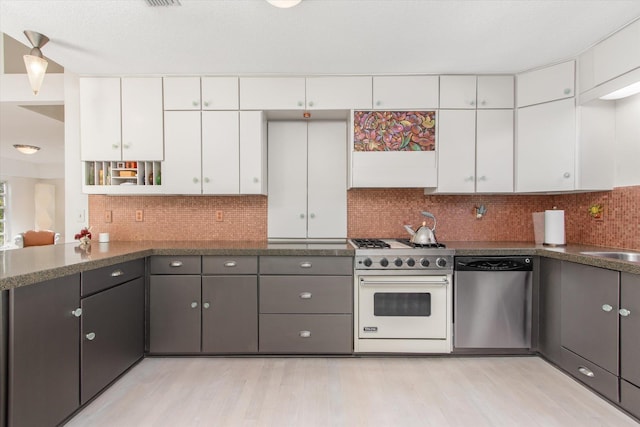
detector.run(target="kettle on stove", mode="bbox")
[404,211,438,245]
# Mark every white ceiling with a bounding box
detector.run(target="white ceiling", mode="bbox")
[1,0,640,76]
[1,0,639,172]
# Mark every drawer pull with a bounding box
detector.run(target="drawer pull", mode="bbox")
[299,292,312,299]
[299,330,311,338]
[71,308,83,317]
[578,367,595,378]
[203,302,211,309]
[300,262,312,269]
[191,302,198,309]
[601,304,613,312]
[170,261,184,267]
[619,308,631,317]
[224,261,237,268]
[85,332,96,341]
[111,269,124,277]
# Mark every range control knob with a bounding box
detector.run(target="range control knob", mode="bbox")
[420,258,430,267]
[406,258,416,267]
[380,258,389,267]
[394,258,403,267]
[436,258,448,268]
[363,258,373,267]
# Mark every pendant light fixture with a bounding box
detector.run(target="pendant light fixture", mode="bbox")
[13,144,41,155]
[23,30,50,95]
[266,0,302,8]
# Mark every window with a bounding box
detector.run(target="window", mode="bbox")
[0,181,6,246]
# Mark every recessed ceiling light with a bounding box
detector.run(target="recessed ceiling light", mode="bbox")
[13,144,41,155]
[599,81,640,100]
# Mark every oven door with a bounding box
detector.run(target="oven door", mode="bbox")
[358,275,449,339]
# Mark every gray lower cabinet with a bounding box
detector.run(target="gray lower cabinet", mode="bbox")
[8,274,81,427]
[81,277,144,404]
[620,272,640,417]
[537,257,562,365]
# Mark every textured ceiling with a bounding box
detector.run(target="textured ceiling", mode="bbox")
[1,0,640,76]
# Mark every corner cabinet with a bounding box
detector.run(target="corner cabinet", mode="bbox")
[620,273,640,419]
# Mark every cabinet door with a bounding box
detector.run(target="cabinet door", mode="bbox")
[268,121,308,239]
[201,77,239,110]
[149,275,201,353]
[81,277,144,404]
[9,275,80,427]
[621,273,640,387]
[516,98,575,192]
[163,77,201,110]
[593,19,640,86]
[476,109,514,193]
[121,77,164,161]
[80,77,121,161]
[240,77,305,110]
[202,111,240,194]
[477,75,514,109]
[239,111,267,195]
[306,76,372,109]
[202,276,258,353]
[440,75,477,109]
[538,258,562,365]
[560,262,619,375]
[163,111,202,194]
[307,121,347,239]
[372,75,439,109]
[437,110,476,193]
[516,60,575,107]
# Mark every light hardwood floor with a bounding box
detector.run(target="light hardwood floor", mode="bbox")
[65,356,638,427]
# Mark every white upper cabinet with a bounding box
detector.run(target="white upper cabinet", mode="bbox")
[240,77,305,110]
[80,77,122,161]
[593,19,640,87]
[372,76,439,109]
[121,77,164,161]
[162,111,202,194]
[477,75,514,109]
[440,75,477,109]
[476,109,514,193]
[202,111,240,194]
[306,76,371,109]
[437,110,477,192]
[516,97,576,192]
[239,111,267,195]
[517,60,575,107]
[164,77,238,110]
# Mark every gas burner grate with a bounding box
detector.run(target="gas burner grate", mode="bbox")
[351,238,391,249]
[395,239,446,249]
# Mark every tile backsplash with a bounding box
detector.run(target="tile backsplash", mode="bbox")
[88,185,639,250]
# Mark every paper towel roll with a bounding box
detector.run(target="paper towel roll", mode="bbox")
[544,210,565,246]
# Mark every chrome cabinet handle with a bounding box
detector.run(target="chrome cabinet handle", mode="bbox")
[564,88,572,95]
[193,177,199,183]
[299,292,312,299]
[478,175,487,181]
[375,100,382,106]
[619,308,631,317]
[71,308,83,317]
[204,177,210,183]
[480,100,487,106]
[203,101,210,107]
[300,262,312,268]
[192,100,199,107]
[308,101,314,107]
[224,261,237,267]
[297,101,304,107]
[203,302,210,309]
[112,144,120,149]
[299,213,305,219]
[253,177,259,183]
[578,366,594,378]
[465,175,474,181]
[191,302,198,309]
[602,304,613,312]
[86,332,96,341]
[469,100,475,106]
[563,172,571,178]
[111,269,124,277]
[123,143,131,149]
[309,213,316,219]
[170,261,183,267]
[299,330,311,338]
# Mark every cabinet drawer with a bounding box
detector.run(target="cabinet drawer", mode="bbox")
[82,259,144,296]
[259,314,352,354]
[149,256,201,274]
[202,256,257,275]
[260,276,352,314]
[560,347,618,402]
[260,256,353,275]
[621,380,640,419]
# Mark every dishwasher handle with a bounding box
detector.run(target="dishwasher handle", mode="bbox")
[455,257,533,272]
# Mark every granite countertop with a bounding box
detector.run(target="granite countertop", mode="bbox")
[1,240,639,291]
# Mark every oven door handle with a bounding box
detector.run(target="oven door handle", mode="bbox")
[359,278,449,286]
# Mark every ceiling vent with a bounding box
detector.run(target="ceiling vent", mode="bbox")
[144,0,181,6]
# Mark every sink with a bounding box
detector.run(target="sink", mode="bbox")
[580,251,640,263]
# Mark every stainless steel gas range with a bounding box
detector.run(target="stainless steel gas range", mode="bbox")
[350,238,454,354]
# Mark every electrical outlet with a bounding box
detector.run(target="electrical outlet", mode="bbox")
[76,209,85,223]
[135,210,144,222]
[105,210,113,223]
[215,211,223,222]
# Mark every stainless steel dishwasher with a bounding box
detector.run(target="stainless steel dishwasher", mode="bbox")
[454,256,533,350]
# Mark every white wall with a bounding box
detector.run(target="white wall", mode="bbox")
[614,92,640,187]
